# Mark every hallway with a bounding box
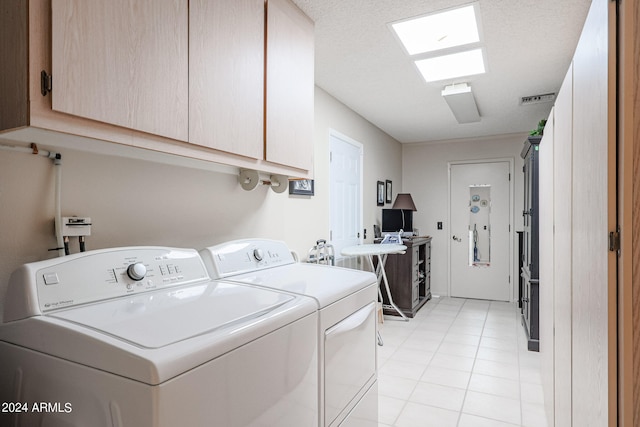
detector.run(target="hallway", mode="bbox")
[378,297,547,426]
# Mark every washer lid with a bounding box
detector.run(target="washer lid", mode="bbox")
[49,281,294,349]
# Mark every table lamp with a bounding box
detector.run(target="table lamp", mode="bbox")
[392,193,417,233]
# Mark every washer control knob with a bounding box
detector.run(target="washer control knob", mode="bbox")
[253,248,264,262]
[127,263,147,281]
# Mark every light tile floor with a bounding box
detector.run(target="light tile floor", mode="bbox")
[377,296,547,427]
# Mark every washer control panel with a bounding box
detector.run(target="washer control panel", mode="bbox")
[201,239,295,279]
[29,247,209,313]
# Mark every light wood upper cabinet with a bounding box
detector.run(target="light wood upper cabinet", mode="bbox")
[191,0,315,170]
[0,0,314,178]
[189,0,264,159]
[266,0,315,171]
[51,0,189,142]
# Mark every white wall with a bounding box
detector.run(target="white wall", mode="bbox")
[402,133,526,299]
[0,86,402,318]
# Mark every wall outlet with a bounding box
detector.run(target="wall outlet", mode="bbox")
[61,217,92,236]
[437,221,443,230]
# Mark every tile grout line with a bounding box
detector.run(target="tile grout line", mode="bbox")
[454,298,489,427]
[381,298,526,426]
[390,296,462,426]
[413,297,465,426]
[384,297,444,426]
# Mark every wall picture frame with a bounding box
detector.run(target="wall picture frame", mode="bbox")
[385,180,392,204]
[377,181,385,206]
[289,179,314,196]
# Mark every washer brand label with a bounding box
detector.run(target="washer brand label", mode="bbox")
[43,299,74,309]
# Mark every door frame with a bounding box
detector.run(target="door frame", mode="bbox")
[329,129,364,264]
[447,157,515,301]
[617,0,638,422]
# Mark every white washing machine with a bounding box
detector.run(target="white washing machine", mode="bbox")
[0,247,318,427]
[200,239,379,427]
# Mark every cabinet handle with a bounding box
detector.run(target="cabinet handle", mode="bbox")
[452,235,462,242]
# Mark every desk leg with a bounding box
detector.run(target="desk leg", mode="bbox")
[377,254,409,321]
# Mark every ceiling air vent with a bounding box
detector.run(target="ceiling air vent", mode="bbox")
[520,93,556,106]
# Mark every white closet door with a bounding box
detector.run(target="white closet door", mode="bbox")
[570,0,616,425]
[330,132,363,266]
[538,106,555,427]
[552,64,574,427]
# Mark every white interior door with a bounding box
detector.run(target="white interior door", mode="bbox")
[450,161,512,301]
[330,131,363,266]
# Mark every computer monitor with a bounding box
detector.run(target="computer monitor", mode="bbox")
[381,209,413,233]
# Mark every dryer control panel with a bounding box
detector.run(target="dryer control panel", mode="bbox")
[201,239,295,279]
[4,247,210,321]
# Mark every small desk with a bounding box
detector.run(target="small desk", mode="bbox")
[341,244,408,322]
[373,237,432,318]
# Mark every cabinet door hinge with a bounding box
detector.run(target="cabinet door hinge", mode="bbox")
[608,228,620,254]
[41,70,52,96]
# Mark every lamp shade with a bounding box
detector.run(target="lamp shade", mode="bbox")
[392,193,417,211]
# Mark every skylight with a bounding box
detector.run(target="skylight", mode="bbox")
[391,5,480,56]
[390,3,486,83]
[415,49,486,82]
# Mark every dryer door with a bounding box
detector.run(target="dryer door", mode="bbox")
[324,302,376,426]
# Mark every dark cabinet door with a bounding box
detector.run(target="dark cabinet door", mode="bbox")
[520,136,541,351]
[377,237,431,318]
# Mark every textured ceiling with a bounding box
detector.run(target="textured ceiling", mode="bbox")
[290,0,592,143]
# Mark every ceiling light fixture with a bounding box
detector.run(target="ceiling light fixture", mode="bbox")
[391,4,480,56]
[390,3,486,84]
[441,83,480,123]
[415,48,485,83]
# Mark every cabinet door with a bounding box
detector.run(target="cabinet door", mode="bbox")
[411,247,419,283]
[51,0,188,141]
[189,0,264,158]
[411,247,419,305]
[522,153,531,271]
[265,0,314,170]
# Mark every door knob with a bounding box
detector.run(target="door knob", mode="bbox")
[452,235,462,242]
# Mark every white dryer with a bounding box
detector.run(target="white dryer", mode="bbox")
[200,239,379,427]
[0,247,318,427]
